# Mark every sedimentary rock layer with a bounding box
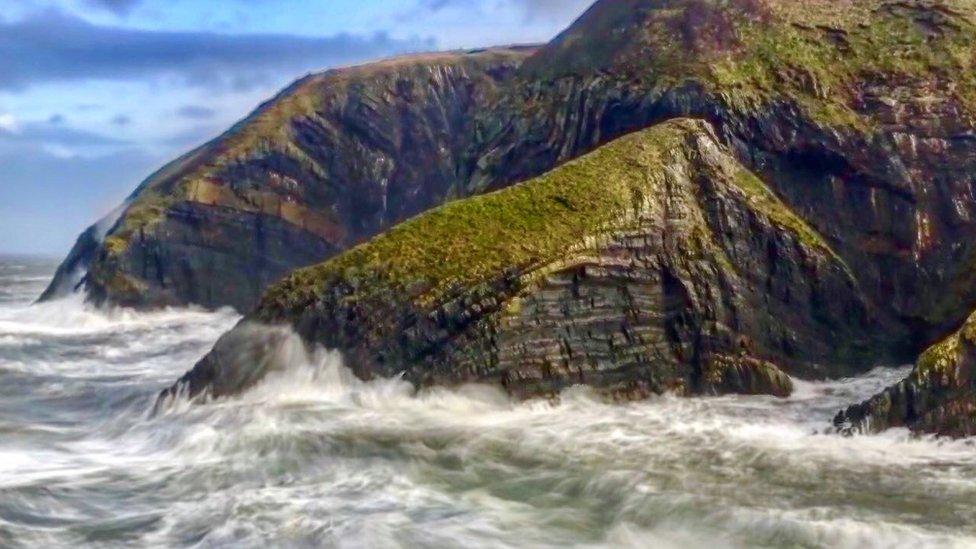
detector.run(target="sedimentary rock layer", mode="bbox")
[166,119,897,402]
[836,311,976,438]
[47,1,976,347]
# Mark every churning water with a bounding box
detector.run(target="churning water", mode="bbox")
[1,256,975,548]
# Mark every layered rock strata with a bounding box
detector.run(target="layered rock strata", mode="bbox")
[165,120,894,402]
[836,310,976,437]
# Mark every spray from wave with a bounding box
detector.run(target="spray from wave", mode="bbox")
[1,256,975,548]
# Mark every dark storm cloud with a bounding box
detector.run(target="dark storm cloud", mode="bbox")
[176,105,217,120]
[0,10,436,91]
[419,0,592,19]
[84,0,141,15]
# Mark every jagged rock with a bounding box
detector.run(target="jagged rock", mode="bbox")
[46,0,976,344]
[45,0,976,427]
[164,119,888,402]
[45,48,535,311]
[835,310,976,438]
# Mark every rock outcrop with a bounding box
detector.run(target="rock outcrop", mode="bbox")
[43,47,536,311]
[164,119,896,401]
[47,0,976,340]
[46,0,976,426]
[836,310,976,438]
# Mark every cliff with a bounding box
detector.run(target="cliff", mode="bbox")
[42,0,976,425]
[48,0,976,338]
[42,47,535,311]
[166,119,880,401]
[836,310,976,437]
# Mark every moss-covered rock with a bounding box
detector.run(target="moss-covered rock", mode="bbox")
[165,119,891,402]
[836,309,976,438]
[42,1,976,430]
[46,0,976,331]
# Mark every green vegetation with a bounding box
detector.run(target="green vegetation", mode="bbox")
[531,0,976,129]
[262,120,685,313]
[708,1,976,128]
[915,310,976,383]
[261,118,842,318]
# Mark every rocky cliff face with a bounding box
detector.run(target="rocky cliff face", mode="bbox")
[45,0,976,426]
[48,0,976,334]
[164,119,898,402]
[836,310,976,437]
[43,48,535,311]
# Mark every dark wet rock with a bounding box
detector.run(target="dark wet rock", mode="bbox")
[835,311,976,438]
[43,0,976,423]
[166,120,884,402]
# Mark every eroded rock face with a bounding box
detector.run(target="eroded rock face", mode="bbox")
[46,0,976,335]
[835,311,976,438]
[44,48,535,311]
[165,120,901,402]
[48,0,976,427]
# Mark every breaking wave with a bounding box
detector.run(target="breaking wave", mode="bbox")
[1,256,975,548]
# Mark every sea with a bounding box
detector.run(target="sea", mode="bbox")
[1,255,975,548]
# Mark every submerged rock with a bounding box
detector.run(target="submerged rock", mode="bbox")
[165,119,896,402]
[836,311,976,438]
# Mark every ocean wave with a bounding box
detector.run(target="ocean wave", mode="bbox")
[0,292,240,338]
[1,289,974,547]
[130,333,976,547]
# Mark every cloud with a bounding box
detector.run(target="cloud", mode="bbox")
[111,114,132,126]
[0,10,437,91]
[176,105,217,120]
[0,114,20,134]
[418,0,592,21]
[0,120,127,147]
[85,0,140,16]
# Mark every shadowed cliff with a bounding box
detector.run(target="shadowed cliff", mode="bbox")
[44,0,976,432]
[164,119,900,403]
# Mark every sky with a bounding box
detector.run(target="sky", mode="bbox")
[0,0,593,255]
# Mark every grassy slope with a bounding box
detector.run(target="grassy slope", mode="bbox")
[259,118,833,317]
[525,0,976,129]
[100,48,533,258]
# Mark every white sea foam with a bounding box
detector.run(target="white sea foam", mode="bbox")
[1,260,975,548]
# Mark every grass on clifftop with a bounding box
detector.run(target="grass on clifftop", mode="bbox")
[528,0,976,129]
[261,119,687,313]
[260,118,841,316]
